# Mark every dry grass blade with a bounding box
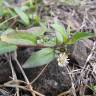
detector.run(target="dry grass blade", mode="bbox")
[31,63,48,84]
[0,83,45,96]
[13,51,36,96]
[80,41,96,78]
[5,54,19,96]
[57,90,71,96]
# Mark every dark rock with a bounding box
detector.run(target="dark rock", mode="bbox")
[25,60,71,95]
[72,40,93,67]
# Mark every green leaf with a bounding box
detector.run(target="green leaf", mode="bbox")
[93,86,96,92]
[51,19,68,43]
[14,7,30,25]
[56,31,64,44]
[60,0,81,6]
[0,0,6,16]
[26,26,46,37]
[33,14,40,26]
[67,32,94,44]
[0,0,3,4]
[1,30,37,46]
[66,25,71,36]
[23,48,55,68]
[9,9,17,17]
[0,41,17,55]
[90,84,96,93]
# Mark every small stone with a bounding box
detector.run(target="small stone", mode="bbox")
[72,40,88,67]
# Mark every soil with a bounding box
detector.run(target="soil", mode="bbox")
[0,0,96,96]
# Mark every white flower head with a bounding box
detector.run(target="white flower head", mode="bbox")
[57,52,69,67]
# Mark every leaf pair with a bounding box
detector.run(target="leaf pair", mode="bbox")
[51,19,94,45]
